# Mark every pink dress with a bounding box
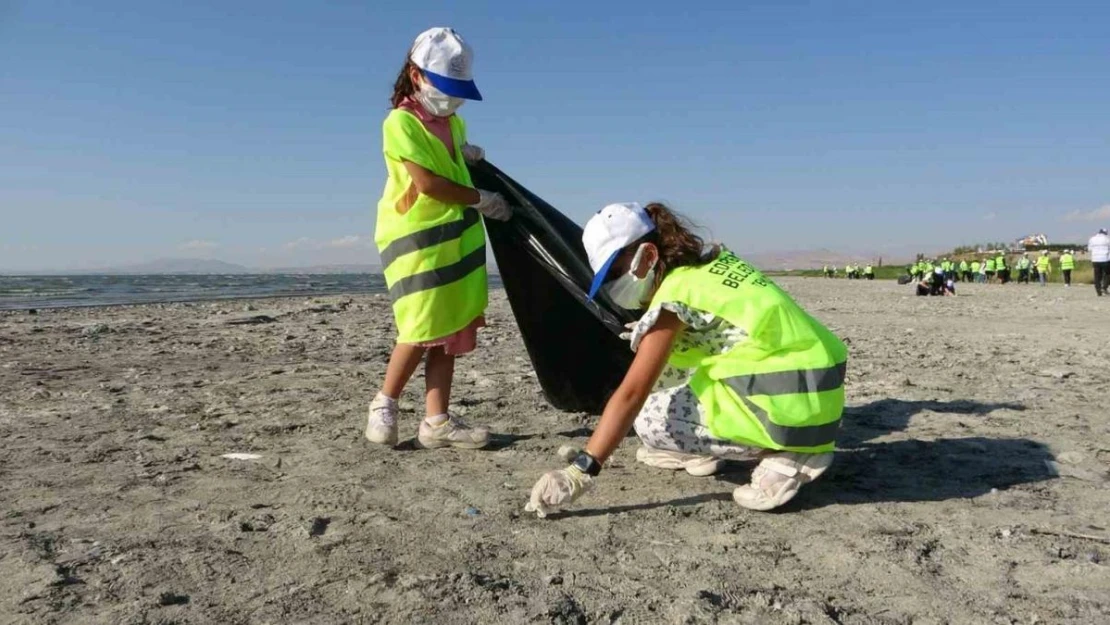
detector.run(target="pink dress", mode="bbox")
[395,96,485,356]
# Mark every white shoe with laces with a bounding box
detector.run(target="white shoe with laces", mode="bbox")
[418,414,489,449]
[636,445,724,477]
[733,451,833,511]
[365,394,399,447]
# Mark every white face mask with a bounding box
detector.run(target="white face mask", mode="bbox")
[415,81,464,117]
[604,244,657,309]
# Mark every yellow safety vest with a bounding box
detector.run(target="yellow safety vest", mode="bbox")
[375,110,488,343]
[1061,254,1075,270]
[1037,256,1050,271]
[650,250,848,453]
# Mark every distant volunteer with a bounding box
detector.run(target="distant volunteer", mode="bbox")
[971,259,982,283]
[1017,254,1032,284]
[932,264,945,296]
[995,253,1009,284]
[959,259,970,282]
[864,265,874,280]
[525,202,847,516]
[1089,228,1110,296]
[1036,252,1051,286]
[1059,250,1075,287]
[367,28,511,450]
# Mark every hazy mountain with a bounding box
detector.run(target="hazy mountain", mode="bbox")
[258,264,382,275]
[745,248,910,271]
[108,258,252,274]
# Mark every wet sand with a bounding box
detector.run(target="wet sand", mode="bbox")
[2,278,1108,624]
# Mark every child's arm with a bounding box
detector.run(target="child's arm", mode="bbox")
[585,310,682,464]
[401,159,511,220]
[403,160,480,206]
[524,312,682,518]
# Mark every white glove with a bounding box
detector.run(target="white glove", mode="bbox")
[618,321,637,342]
[524,465,592,519]
[461,143,485,164]
[471,190,513,221]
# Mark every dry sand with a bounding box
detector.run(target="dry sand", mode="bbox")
[2,278,1109,624]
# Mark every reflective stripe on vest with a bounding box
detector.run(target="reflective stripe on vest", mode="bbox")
[380,209,481,270]
[724,362,846,447]
[388,244,487,301]
[726,362,846,397]
[736,394,843,448]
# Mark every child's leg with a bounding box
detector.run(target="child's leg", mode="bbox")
[366,343,426,446]
[417,346,489,449]
[423,346,454,418]
[381,343,427,399]
[633,386,758,476]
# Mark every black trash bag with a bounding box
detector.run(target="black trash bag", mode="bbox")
[468,160,636,414]
[897,274,912,285]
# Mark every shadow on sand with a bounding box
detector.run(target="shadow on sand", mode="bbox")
[560,398,1053,517]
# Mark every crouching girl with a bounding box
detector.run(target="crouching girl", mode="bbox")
[526,202,848,516]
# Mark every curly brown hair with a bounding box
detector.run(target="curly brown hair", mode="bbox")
[390,58,420,109]
[642,202,719,272]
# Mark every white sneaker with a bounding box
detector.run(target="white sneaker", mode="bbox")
[418,414,489,449]
[733,452,833,511]
[636,445,724,477]
[365,394,399,447]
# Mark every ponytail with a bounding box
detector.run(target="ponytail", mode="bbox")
[642,202,719,272]
[390,58,419,109]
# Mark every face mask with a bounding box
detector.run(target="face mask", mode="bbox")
[415,81,464,117]
[604,244,657,309]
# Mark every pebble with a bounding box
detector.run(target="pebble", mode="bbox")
[81,324,109,337]
[545,575,563,586]
[464,506,481,518]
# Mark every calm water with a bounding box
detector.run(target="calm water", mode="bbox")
[0,274,401,310]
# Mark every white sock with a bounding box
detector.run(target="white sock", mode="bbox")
[425,413,449,426]
[375,393,398,406]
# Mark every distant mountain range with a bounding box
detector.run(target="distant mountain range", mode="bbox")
[109,258,254,274]
[745,248,909,271]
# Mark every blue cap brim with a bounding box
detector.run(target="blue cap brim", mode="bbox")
[587,250,621,301]
[423,70,482,101]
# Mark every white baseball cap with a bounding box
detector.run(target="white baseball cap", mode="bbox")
[409,27,481,101]
[583,202,656,300]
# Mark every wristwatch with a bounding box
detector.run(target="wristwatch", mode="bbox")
[571,451,602,477]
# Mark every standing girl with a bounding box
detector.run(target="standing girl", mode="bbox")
[367,28,511,449]
[525,202,848,516]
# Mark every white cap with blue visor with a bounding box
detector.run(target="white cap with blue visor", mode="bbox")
[410,27,482,101]
[583,202,657,300]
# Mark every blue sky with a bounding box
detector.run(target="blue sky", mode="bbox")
[2,0,1108,271]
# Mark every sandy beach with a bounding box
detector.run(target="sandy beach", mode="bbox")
[2,278,1109,624]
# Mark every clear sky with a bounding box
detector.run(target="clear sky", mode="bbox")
[2,0,1108,271]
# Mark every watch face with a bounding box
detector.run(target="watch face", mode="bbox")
[574,453,600,476]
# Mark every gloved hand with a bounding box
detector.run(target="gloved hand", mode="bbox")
[524,465,592,519]
[471,190,513,221]
[618,321,637,342]
[461,143,485,164]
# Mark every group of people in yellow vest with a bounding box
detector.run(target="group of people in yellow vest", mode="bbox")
[822,264,874,280]
[368,28,848,518]
[910,251,1077,287]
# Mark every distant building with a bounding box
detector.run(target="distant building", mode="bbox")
[1016,234,1048,248]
